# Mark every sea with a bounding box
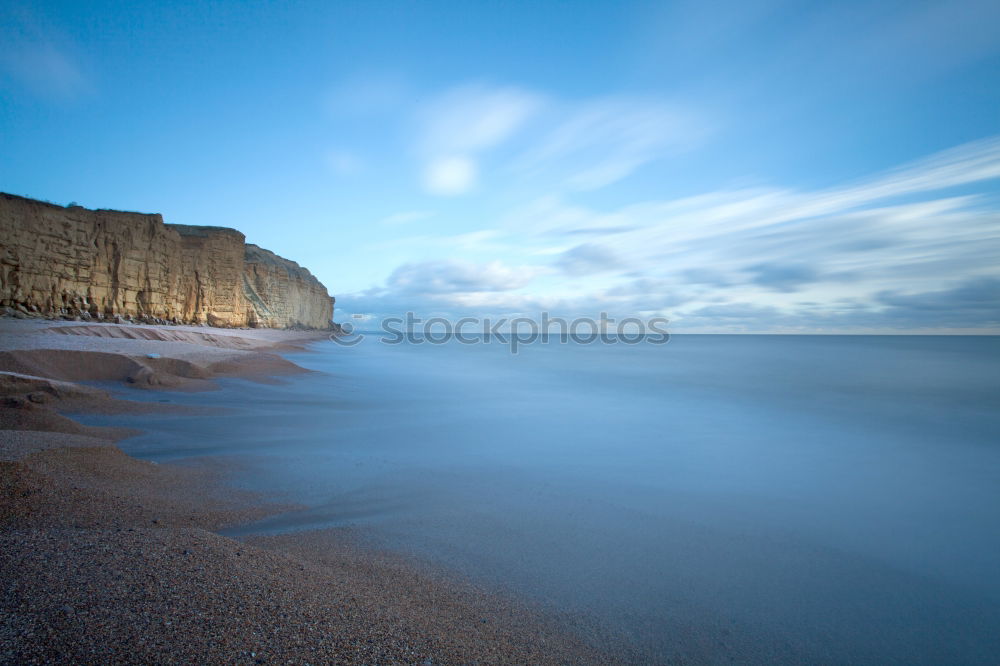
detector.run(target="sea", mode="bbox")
[81,334,1000,664]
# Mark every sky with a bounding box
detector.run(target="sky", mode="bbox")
[2,0,999,333]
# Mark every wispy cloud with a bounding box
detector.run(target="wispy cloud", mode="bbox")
[676,276,1000,333]
[342,136,1000,332]
[876,277,1000,323]
[416,84,545,154]
[0,16,91,100]
[423,156,478,195]
[415,84,544,196]
[556,243,623,276]
[386,259,537,294]
[349,259,549,318]
[409,85,709,196]
[516,96,710,190]
[747,263,822,292]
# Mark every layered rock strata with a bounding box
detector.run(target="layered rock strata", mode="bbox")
[0,193,333,329]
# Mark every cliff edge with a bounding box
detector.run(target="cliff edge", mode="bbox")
[0,193,334,329]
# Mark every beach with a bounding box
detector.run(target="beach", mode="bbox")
[0,318,614,665]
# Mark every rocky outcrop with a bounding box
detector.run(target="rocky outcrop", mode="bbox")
[243,244,333,329]
[0,193,334,328]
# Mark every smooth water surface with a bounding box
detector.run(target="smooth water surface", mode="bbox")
[85,335,1000,663]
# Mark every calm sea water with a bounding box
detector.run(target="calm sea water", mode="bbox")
[89,335,1000,663]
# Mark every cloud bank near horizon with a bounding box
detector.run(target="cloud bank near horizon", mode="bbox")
[342,128,1000,333]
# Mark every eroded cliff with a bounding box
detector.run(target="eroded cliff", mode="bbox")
[243,244,333,329]
[0,193,334,329]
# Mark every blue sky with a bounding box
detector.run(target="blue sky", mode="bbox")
[2,0,999,332]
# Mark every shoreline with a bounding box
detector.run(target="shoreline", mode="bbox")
[0,318,616,664]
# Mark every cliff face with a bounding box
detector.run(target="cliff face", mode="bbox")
[243,244,333,329]
[0,193,334,329]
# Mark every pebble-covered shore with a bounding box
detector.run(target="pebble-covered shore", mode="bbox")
[0,319,618,664]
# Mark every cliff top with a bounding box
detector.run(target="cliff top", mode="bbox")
[168,223,245,239]
[2,193,246,241]
[245,243,311,272]
[2,192,161,219]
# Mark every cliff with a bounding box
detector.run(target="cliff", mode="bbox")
[242,244,333,329]
[0,193,334,329]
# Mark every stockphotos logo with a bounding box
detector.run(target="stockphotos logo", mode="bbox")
[331,313,670,353]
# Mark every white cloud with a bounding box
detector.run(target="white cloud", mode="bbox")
[417,84,544,154]
[516,96,710,190]
[414,84,543,195]
[556,243,622,276]
[423,155,477,195]
[387,259,537,294]
[408,84,708,195]
[508,136,1000,259]
[347,135,1000,331]
[343,259,548,318]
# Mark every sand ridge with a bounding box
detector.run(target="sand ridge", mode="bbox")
[47,323,316,351]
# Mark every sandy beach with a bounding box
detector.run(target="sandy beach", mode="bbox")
[0,318,615,665]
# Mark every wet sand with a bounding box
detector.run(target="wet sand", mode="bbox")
[0,318,615,664]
